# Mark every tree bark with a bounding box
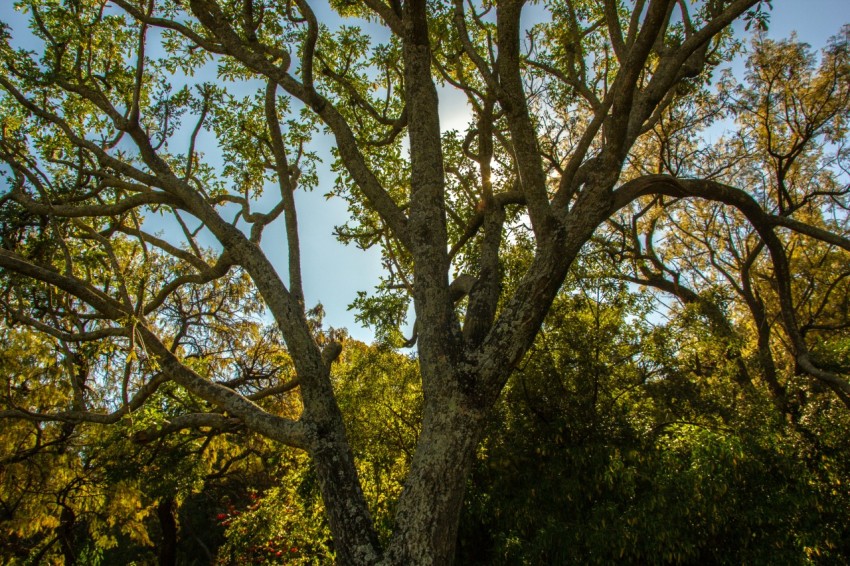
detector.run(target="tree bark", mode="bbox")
[382,387,485,565]
[58,505,77,566]
[306,421,382,565]
[157,497,178,566]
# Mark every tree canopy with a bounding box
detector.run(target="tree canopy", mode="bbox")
[1,0,850,564]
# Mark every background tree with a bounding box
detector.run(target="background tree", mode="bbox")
[611,27,850,412]
[459,269,850,564]
[1,0,849,564]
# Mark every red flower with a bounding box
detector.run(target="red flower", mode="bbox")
[216,513,227,521]
[290,547,298,553]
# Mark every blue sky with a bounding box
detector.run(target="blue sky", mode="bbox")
[1,1,849,342]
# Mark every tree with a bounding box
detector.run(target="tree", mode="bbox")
[1,0,849,563]
[457,270,850,564]
[0,325,157,564]
[0,296,303,564]
[610,28,850,412]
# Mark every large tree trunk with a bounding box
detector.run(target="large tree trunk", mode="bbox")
[382,388,485,565]
[301,378,382,566]
[308,424,382,565]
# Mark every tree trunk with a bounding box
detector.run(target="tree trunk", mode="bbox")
[382,390,485,565]
[58,505,77,566]
[307,421,382,565]
[157,497,178,566]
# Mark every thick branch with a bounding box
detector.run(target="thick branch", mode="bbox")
[133,413,244,443]
[496,0,555,239]
[612,174,850,401]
